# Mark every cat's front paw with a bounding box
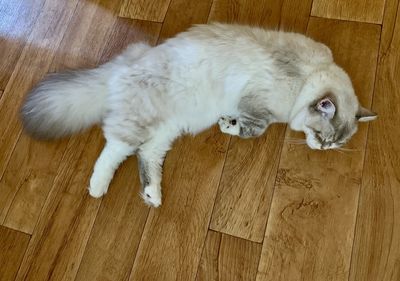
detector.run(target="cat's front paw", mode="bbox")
[88,176,109,198]
[218,116,240,136]
[141,184,162,207]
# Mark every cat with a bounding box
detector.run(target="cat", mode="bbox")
[21,23,377,207]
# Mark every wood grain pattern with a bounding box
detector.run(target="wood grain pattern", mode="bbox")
[210,126,284,242]
[218,234,262,281]
[0,0,45,89]
[98,18,162,65]
[209,0,281,27]
[0,136,68,233]
[75,19,161,281]
[196,231,262,281]
[256,18,381,281]
[0,0,80,189]
[349,0,400,280]
[195,231,222,281]
[311,0,386,24]
[128,11,227,281]
[129,128,229,281]
[0,226,30,281]
[159,0,213,42]
[0,0,122,234]
[15,130,104,281]
[0,0,397,280]
[209,0,312,243]
[13,10,161,280]
[75,157,150,281]
[119,0,171,22]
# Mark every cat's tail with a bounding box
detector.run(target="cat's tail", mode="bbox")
[20,42,151,139]
[21,68,110,139]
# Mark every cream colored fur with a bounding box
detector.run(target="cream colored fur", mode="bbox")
[21,23,376,207]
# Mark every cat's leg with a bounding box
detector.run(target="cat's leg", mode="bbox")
[218,95,273,138]
[236,113,271,138]
[88,138,135,198]
[218,116,241,135]
[218,115,269,138]
[137,131,175,207]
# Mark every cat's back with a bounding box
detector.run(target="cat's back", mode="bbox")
[168,23,333,67]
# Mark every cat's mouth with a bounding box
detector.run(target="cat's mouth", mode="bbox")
[304,129,337,150]
[305,132,344,150]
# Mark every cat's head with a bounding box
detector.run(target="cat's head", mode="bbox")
[289,64,377,150]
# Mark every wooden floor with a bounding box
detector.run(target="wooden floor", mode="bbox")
[0,0,399,280]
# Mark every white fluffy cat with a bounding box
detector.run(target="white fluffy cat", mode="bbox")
[21,23,376,207]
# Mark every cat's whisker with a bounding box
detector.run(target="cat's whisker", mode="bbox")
[284,139,307,144]
[333,148,346,155]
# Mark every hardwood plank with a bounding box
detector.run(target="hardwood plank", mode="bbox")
[50,0,123,70]
[0,0,80,192]
[15,130,103,281]
[311,0,386,24]
[74,158,149,281]
[209,0,281,27]
[119,0,171,22]
[195,231,222,281]
[159,0,213,42]
[209,0,312,243]
[98,18,161,65]
[196,231,262,281]
[126,10,229,281]
[218,234,261,281]
[209,0,312,29]
[349,0,400,280]
[0,0,123,234]
[256,18,381,281]
[0,136,68,232]
[0,0,45,89]
[210,126,284,242]
[0,226,30,281]
[75,19,161,281]
[129,128,229,281]
[14,15,161,281]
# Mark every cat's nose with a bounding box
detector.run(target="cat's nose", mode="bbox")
[321,141,332,149]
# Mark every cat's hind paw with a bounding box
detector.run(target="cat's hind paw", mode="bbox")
[88,176,109,198]
[141,184,162,207]
[88,185,107,198]
[218,116,240,136]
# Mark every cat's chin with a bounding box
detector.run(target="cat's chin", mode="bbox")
[305,142,322,150]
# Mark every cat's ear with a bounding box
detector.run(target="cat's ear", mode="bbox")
[356,106,377,122]
[316,97,336,119]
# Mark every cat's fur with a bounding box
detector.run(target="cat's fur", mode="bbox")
[21,23,377,207]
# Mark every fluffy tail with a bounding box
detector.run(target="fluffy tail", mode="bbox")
[21,68,109,139]
[21,42,151,139]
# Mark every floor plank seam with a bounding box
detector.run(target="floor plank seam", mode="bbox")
[205,135,231,230]
[70,197,105,281]
[14,234,32,281]
[310,14,383,26]
[255,130,286,245]
[125,208,152,280]
[157,0,174,43]
[380,0,400,56]
[117,15,164,24]
[346,8,387,280]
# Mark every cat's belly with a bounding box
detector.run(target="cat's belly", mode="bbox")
[172,98,239,135]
